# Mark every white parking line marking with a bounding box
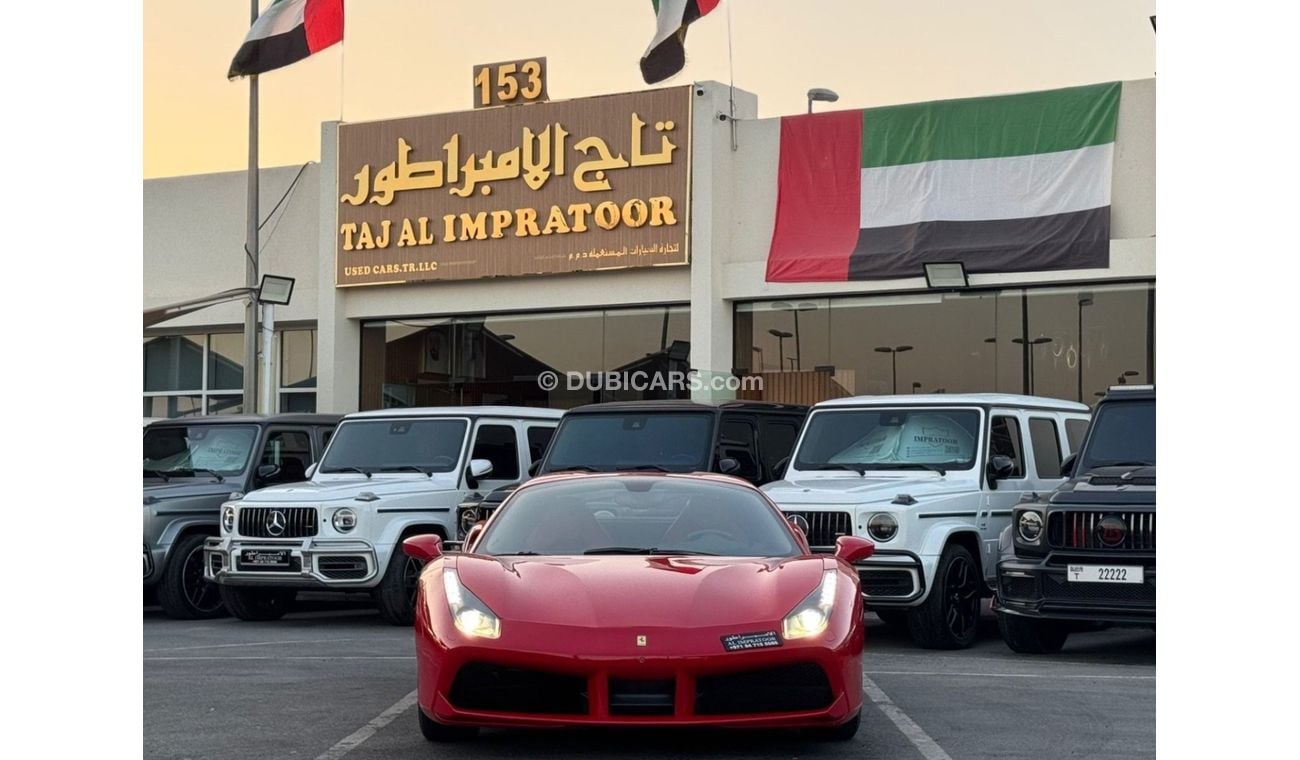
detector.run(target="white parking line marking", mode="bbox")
[146,655,414,661]
[862,675,954,760]
[314,689,418,760]
[144,638,364,653]
[868,670,1155,681]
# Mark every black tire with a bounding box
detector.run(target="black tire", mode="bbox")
[906,543,982,649]
[418,706,478,742]
[220,586,296,621]
[810,710,861,742]
[873,608,909,629]
[156,533,226,620]
[998,612,1070,654]
[374,542,429,626]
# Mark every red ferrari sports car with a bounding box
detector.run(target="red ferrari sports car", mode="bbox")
[401,471,873,741]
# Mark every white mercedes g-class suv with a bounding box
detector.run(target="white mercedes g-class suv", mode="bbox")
[763,394,1089,649]
[204,406,562,624]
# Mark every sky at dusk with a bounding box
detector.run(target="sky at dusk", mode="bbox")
[144,0,1155,178]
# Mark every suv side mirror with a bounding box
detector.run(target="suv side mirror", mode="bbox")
[256,463,281,481]
[402,534,443,563]
[717,457,740,475]
[527,460,541,477]
[1060,453,1076,478]
[834,535,875,564]
[305,462,318,479]
[773,456,791,480]
[465,458,494,489]
[987,455,1015,485]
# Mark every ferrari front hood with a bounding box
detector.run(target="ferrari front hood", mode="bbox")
[454,554,828,629]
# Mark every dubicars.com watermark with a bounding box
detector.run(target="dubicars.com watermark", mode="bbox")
[537,370,762,394]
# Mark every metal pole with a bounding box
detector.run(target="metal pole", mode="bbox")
[261,304,276,414]
[793,311,801,371]
[891,353,898,395]
[242,0,260,414]
[1020,294,1030,395]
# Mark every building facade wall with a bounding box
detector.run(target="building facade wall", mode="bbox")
[143,79,1155,416]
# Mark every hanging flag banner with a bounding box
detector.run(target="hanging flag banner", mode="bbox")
[641,0,721,84]
[335,87,692,287]
[228,0,345,79]
[765,82,1122,282]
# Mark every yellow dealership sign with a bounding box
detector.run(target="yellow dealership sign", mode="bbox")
[335,87,691,286]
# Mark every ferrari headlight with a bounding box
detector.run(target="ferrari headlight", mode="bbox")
[782,569,838,640]
[222,506,236,533]
[442,568,501,639]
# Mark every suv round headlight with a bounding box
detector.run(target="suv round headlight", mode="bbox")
[332,507,358,532]
[867,513,898,542]
[1017,510,1043,543]
[222,506,236,533]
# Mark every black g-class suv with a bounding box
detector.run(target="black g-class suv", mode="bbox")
[455,400,808,538]
[993,386,1155,653]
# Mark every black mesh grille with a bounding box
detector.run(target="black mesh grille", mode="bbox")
[449,663,588,715]
[238,507,319,539]
[860,568,917,597]
[318,556,369,580]
[1041,574,1155,604]
[695,663,832,715]
[609,679,675,716]
[782,511,852,550]
[1048,511,1155,551]
[999,574,1036,600]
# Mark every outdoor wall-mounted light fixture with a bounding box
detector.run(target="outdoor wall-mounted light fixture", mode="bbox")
[924,262,968,289]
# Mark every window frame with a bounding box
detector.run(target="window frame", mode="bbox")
[987,413,1027,479]
[1027,417,1064,479]
[143,328,318,417]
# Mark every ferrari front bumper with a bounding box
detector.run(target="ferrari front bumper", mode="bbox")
[417,618,863,729]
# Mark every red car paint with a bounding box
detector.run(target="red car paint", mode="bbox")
[411,472,865,730]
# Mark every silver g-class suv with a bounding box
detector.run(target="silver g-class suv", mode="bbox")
[204,406,561,625]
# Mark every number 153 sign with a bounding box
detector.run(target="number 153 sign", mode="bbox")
[472,58,547,109]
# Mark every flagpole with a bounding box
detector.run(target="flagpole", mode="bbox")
[242,0,261,414]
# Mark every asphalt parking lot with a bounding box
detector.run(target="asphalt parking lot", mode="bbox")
[144,597,1155,760]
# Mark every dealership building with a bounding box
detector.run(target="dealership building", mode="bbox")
[144,78,1154,418]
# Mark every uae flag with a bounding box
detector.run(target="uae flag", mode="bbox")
[641,0,720,84]
[228,0,344,79]
[765,82,1122,282]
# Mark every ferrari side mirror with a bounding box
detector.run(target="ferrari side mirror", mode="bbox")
[834,535,875,564]
[402,534,443,563]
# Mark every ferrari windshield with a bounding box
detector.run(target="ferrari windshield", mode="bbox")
[143,425,258,478]
[319,418,468,474]
[794,408,981,472]
[478,476,799,557]
[542,413,714,472]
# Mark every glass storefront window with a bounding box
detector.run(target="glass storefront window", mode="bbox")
[207,333,245,391]
[143,395,203,419]
[143,329,316,418]
[144,335,203,392]
[280,329,317,389]
[735,282,1153,406]
[360,306,690,410]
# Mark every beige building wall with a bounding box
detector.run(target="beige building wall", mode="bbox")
[144,79,1155,413]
